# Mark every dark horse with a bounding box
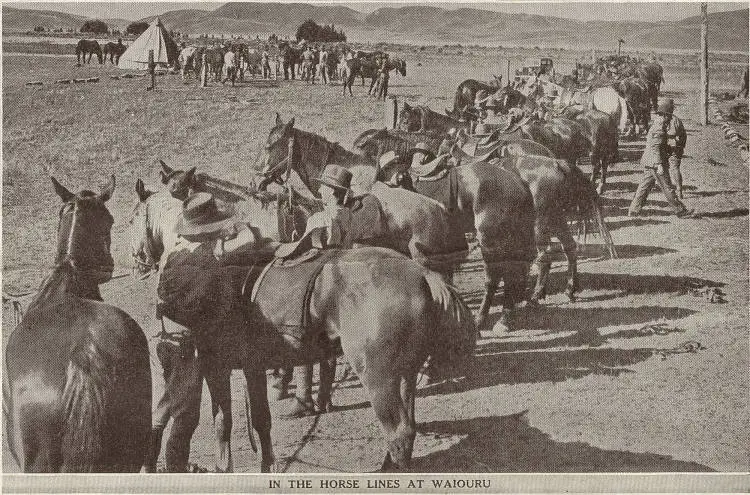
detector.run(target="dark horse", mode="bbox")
[130,183,476,472]
[446,76,504,119]
[398,102,471,136]
[76,40,103,65]
[343,56,406,97]
[192,46,226,83]
[357,128,608,305]
[102,41,126,65]
[260,114,536,330]
[4,176,151,472]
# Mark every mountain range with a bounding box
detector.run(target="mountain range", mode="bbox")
[3,3,748,51]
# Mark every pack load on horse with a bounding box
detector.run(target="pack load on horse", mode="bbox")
[129,174,476,472]
[5,176,151,472]
[76,39,103,65]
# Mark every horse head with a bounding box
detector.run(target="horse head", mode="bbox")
[260,113,296,181]
[159,160,196,201]
[52,175,115,282]
[129,179,182,277]
[397,102,421,132]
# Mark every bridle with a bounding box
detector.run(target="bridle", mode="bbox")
[259,134,331,192]
[58,197,114,281]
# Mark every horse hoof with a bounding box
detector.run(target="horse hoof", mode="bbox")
[566,291,577,303]
[316,399,335,413]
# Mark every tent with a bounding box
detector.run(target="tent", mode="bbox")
[118,17,178,70]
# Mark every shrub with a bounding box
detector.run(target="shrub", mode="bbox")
[80,19,108,34]
[125,21,149,36]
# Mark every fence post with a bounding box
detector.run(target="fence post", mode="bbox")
[700,2,709,126]
[385,95,398,130]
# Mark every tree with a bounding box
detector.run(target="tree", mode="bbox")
[295,19,346,43]
[125,21,149,36]
[80,19,108,34]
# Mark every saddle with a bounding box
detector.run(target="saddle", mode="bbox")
[409,154,450,178]
[410,165,460,212]
[243,249,340,352]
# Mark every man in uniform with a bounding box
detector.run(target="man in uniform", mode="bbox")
[628,100,696,218]
[661,98,688,199]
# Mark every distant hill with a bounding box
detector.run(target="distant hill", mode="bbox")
[2,6,128,33]
[4,3,748,52]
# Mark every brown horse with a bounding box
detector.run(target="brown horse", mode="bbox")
[102,41,126,65]
[446,77,504,119]
[261,114,536,330]
[398,103,470,136]
[368,132,604,304]
[129,186,476,472]
[4,176,151,472]
[76,40,103,65]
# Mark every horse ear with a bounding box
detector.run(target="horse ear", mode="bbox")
[185,167,197,183]
[274,112,283,127]
[135,178,152,202]
[285,117,295,130]
[51,176,75,203]
[159,159,174,177]
[99,175,115,202]
[402,102,411,110]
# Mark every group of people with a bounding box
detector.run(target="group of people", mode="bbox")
[143,163,362,472]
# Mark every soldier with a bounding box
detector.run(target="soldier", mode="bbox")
[628,101,697,218]
[661,98,688,199]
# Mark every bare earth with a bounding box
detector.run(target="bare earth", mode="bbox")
[2,49,748,473]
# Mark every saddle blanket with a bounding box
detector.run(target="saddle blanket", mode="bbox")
[246,249,340,351]
[411,167,460,213]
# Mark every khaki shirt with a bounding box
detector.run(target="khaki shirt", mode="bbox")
[665,115,687,158]
[640,114,668,168]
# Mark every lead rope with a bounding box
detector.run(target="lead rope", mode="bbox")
[285,136,298,240]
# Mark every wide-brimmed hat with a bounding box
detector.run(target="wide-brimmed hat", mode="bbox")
[657,98,675,115]
[175,192,237,237]
[311,164,352,191]
[378,150,401,169]
[404,142,436,162]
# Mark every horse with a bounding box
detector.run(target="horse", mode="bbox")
[359,130,605,304]
[129,183,477,472]
[616,76,652,136]
[637,62,664,110]
[76,40,103,65]
[178,46,199,82]
[572,109,619,194]
[552,84,628,133]
[4,176,151,472]
[102,41,126,65]
[504,114,591,168]
[279,42,301,80]
[197,46,226,83]
[398,102,471,136]
[260,114,536,330]
[446,77,504,119]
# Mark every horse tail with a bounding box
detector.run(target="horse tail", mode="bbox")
[60,332,113,472]
[422,270,476,376]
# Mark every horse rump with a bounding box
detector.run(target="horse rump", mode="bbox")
[61,325,150,472]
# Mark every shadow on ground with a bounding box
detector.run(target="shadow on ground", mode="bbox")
[410,412,714,472]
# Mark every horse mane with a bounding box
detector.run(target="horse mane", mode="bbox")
[29,259,101,309]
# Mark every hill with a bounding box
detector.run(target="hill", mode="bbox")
[3,3,748,52]
[2,6,128,33]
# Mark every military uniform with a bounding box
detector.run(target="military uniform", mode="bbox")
[665,113,687,198]
[628,102,694,218]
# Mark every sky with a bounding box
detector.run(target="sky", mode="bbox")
[9,0,747,22]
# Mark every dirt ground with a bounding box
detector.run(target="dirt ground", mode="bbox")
[2,48,748,474]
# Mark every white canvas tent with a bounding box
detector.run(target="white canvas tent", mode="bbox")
[118,17,177,70]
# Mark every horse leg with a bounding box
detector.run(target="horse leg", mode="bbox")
[271,366,293,400]
[280,365,316,418]
[366,370,414,471]
[242,367,277,472]
[476,260,499,331]
[202,363,233,472]
[316,357,336,413]
[529,216,552,305]
[554,215,579,302]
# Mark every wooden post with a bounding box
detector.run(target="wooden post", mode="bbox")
[385,95,398,129]
[700,2,709,126]
[147,49,155,90]
[200,53,208,88]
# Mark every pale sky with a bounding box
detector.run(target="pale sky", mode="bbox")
[9,1,747,22]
